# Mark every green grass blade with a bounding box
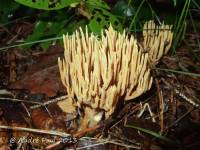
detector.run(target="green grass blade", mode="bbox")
[125,124,176,144]
[146,0,161,24]
[156,68,200,78]
[192,0,200,9]
[189,10,200,51]
[172,0,191,52]
[0,16,30,27]
[0,36,62,52]
[128,0,145,32]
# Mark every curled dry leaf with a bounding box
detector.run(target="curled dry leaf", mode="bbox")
[58,20,173,128]
[9,45,65,97]
[31,108,66,132]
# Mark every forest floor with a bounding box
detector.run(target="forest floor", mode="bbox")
[0,17,200,150]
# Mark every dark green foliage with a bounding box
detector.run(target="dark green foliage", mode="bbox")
[0,0,199,52]
[22,16,69,50]
[112,0,135,19]
[0,0,20,23]
[172,0,191,52]
[89,9,123,34]
[14,0,80,10]
[11,0,124,50]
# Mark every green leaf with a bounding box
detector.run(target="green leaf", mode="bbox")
[0,0,19,14]
[38,10,68,22]
[22,21,48,50]
[89,9,123,34]
[22,19,67,50]
[112,0,134,18]
[59,19,86,35]
[40,41,52,50]
[14,0,81,10]
[47,21,66,35]
[58,19,86,46]
[172,0,177,6]
[84,0,121,34]
[86,0,110,10]
[0,0,20,23]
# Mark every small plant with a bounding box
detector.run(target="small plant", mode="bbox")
[0,0,198,53]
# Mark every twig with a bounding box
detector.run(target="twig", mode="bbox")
[45,124,101,149]
[0,95,68,109]
[0,97,43,105]
[161,78,200,109]
[75,141,108,150]
[0,122,140,150]
[108,129,139,145]
[166,107,194,130]
[109,95,155,131]
[73,124,101,138]
[156,78,164,133]
[21,102,31,118]
[47,124,140,150]
[0,125,70,137]
[80,138,141,149]
[75,139,140,150]
[109,103,141,130]
[30,95,68,109]
[44,106,53,117]
[137,102,156,123]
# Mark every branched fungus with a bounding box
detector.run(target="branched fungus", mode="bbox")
[143,20,173,65]
[58,20,173,128]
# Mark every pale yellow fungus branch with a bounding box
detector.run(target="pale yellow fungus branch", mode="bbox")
[143,20,173,65]
[58,21,173,129]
